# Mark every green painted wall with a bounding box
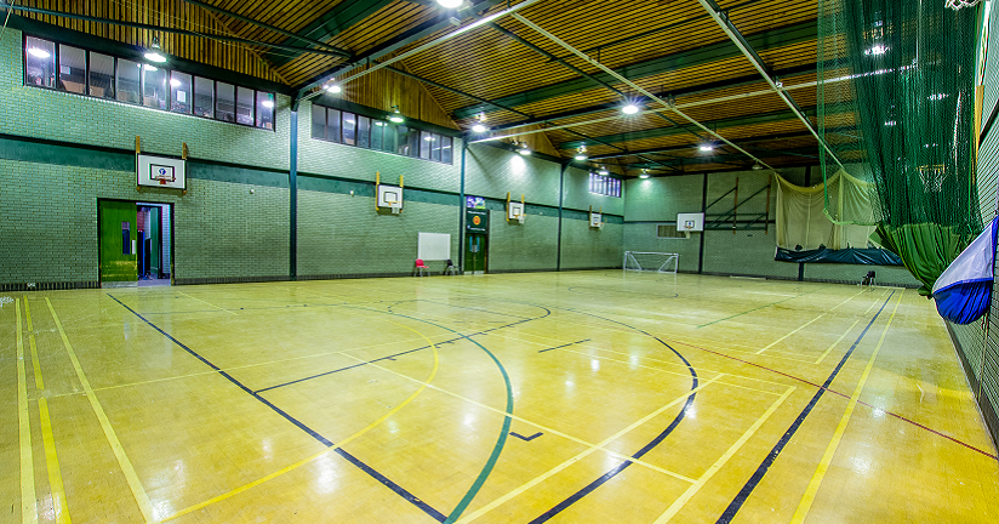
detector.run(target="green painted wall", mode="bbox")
[562,166,624,216]
[560,218,624,269]
[465,144,561,206]
[487,211,559,272]
[625,173,704,222]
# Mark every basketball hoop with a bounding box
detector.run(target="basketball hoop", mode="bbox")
[389,201,402,215]
[945,0,981,9]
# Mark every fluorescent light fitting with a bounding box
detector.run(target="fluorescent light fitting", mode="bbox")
[436,0,464,8]
[144,36,167,63]
[865,44,888,56]
[621,103,640,115]
[142,64,158,71]
[574,153,588,161]
[27,47,51,59]
[325,84,342,94]
[598,167,609,175]
[471,123,488,133]
[389,106,405,123]
[639,173,650,179]
[752,161,762,171]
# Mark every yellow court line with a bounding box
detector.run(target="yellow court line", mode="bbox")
[162,318,442,522]
[453,376,728,524]
[175,291,237,315]
[755,289,866,355]
[25,298,71,524]
[653,386,797,523]
[814,319,861,365]
[790,292,903,524]
[45,298,154,523]
[16,299,38,524]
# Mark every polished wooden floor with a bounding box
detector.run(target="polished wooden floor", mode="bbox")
[3,271,998,523]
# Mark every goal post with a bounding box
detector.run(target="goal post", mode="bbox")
[623,251,679,274]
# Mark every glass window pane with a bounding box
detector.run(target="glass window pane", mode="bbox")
[58,44,86,94]
[193,77,214,118]
[431,134,442,162]
[408,128,420,157]
[256,92,274,129]
[342,112,356,145]
[141,64,167,110]
[236,86,254,125]
[311,104,326,139]
[25,37,55,88]
[116,59,140,104]
[357,116,370,148]
[371,120,385,150]
[216,82,235,122]
[381,121,396,152]
[441,137,453,164]
[170,71,192,114]
[88,52,114,99]
[327,109,341,142]
[396,126,411,156]
[420,131,433,159]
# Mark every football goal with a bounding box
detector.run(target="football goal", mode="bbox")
[623,251,679,274]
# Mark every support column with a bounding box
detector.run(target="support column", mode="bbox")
[289,109,298,281]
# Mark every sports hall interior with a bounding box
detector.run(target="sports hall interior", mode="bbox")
[1,1,998,523]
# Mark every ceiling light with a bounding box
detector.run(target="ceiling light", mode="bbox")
[622,103,640,115]
[436,0,464,8]
[517,142,531,155]
[884,120,897,126]
[27,47,51,59]
[389,106,405,124]
[574,145,588,161]
[144,36,167,63]
[752,161,762,171]
[142,64,158,72]
[865,44,888,56]
[598,166,609,176]
[699,144,714,152]
[471,123,488,133]
[170,78,182,88]
[639,169,650,179]
[325,84,342,94]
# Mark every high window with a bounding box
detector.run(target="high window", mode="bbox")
[589,173,622,197]
[311,104,454,165]
[23,35,275,131]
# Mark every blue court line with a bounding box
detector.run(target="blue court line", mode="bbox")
[254,302,551,394]
[529,309,699,524]
[538,339,591,353]
[107,294,448,522]
[714,291,896,523]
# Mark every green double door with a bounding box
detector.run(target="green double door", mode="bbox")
[465,233,488,274]
[98,200,138,282]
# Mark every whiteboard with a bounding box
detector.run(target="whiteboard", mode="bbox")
[418,232,451,261]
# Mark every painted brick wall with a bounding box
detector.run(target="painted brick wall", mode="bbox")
[625,173,704,222]
[0,29,291,171]
[622,224,701,273]
[563,166,624,215]
[487,211,559,272]
[297,189,459,277]
[464,143,561,206]
[559,218,624,269]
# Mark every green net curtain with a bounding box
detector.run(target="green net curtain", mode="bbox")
[819,0,983,294]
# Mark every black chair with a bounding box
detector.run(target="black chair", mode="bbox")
[443,259,458,276]
[862,270,876,288]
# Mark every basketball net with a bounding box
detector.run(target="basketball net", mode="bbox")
[945,0,982,9]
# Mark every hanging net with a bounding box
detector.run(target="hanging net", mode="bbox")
[818,0,983,294]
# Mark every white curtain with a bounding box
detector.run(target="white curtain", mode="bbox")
[776,170,876,250]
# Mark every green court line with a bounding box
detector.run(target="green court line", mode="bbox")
[343,304,516,524]
[696,286,830,329]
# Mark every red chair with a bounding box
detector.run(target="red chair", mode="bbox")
[415,259,429,277]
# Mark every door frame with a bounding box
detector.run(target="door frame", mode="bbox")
[97,198,175,285]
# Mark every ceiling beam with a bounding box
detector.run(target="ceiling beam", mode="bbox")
[265,1,394,67]
[295,0,511,98]
[557,107,819,150]
[451,20,817,119]
[588,131,836,160]
[624,142,861,170]
[178,0,351,58]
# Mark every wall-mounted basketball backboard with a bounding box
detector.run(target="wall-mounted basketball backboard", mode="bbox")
[377,184,403,211]
[677,212,704,232]
[137,153,186,190]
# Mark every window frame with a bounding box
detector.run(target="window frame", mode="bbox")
[310,104,456,165]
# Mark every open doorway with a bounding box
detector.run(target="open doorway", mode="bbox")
[98,200,173,287]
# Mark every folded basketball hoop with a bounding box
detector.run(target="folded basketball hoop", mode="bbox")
[517,214,525,224]
[945,0,981,9]
[389,201,402,214]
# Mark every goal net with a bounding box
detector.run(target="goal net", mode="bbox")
[623,251,679,274]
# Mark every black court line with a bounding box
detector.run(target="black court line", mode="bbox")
[538,339,591,353]
[530,310,699,524]
[108,294,448,523]
[510,431,543,441]
[714,291,896,523]
[254,301,551,393]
